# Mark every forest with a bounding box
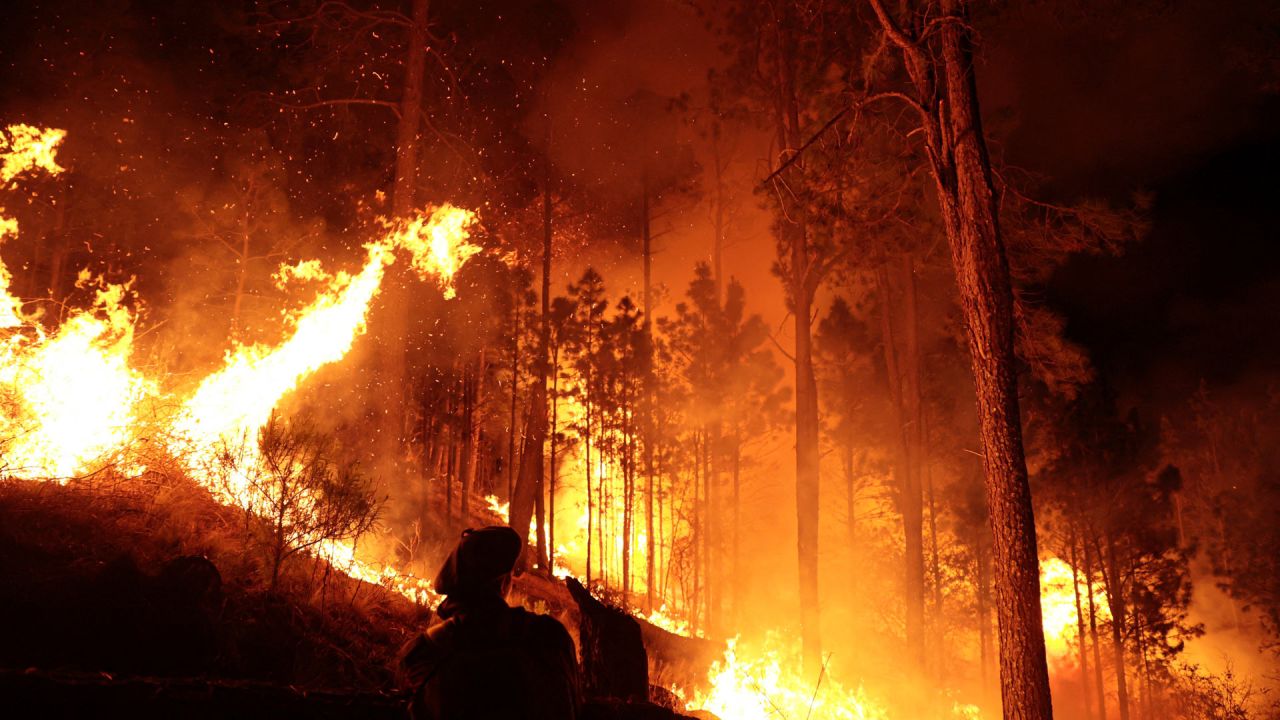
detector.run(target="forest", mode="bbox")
[0,0,1277,718]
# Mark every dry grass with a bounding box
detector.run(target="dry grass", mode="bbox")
[0,471,426,690]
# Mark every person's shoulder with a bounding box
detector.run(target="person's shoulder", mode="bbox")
[512,607,573,643]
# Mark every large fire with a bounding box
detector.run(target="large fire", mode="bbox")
[679,634,887,720]
[0,124,474,606]
[0,124,1005,720]
[1039,556,1110,663]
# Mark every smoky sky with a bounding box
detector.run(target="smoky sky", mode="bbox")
[1,0,1277,408]
[977,0,1280,406]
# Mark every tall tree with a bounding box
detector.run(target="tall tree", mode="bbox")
[866,1,1053,716]
[718,0,858,667]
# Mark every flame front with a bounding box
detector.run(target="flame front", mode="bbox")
[2,125,475,606]
[1,126,155,480]
[678,634,886,720]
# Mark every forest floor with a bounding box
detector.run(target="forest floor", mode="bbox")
[0,473,708,718]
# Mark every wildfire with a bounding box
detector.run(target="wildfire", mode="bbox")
[1,124,66,327]
[0,275,154,480]
[0,124,1034,720]
[1039,556,1109,662]
[1,125,155,480]
[1,123,477,606]
[1,124,65,184]
[485,493,510,522]
[169,205,478,493]
[678,634,886,720]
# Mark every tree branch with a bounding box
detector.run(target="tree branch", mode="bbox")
[758,91,927,189]
[269,97,401,120]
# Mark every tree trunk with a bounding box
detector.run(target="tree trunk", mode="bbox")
[381,0,430,451]
[585,388,594,586]
[508,275,520,501]
[732,438,742,625]
[878,262,925,669]
[643,177,657,613]
[1070,530,1095,720]
[844,439,857,604]
[460,351,484,521]
[509,146,553,569]
[902,255,927,671]
[549,346,560,564]
[977,532,993,701]
[1100,534,1131,720]
[1084,537,1108,720]
[932,4,1054,717]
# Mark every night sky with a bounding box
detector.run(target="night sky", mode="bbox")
[1,0,1277,407]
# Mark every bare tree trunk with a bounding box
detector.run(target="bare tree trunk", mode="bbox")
[732,438,742,626]
[1070,530,1095,720]
[460,351,484,521]
[1099,534,1131,720]
[381,0,430,451]
[903,255,927,671]
[1084,537,1108,720]
[445,376,458,532]
[585,388,594,586]
[844,439,857,603]
[939,11,1053,718]
[549,346,560,563]
[622,384,633,600]
[977,532,993,701]
[509,145,553,569]
[927,454,943,668]
[790,162,822,674]
[508,275,520,501]
[870,0,1054,714]
[878,262,925,669]
[643,177,657,613]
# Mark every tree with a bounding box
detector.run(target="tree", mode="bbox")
[215,413,383,590]
[564,268,609,585]
[661,262,784,632]
[174,135,317,345]
[865,1,1054,715]
[717,0,860,667]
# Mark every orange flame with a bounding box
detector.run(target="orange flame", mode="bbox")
[676,634,887,720]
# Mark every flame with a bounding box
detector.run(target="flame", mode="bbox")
[0,277,154,480]
[1,125,154,480]
[1,124,65,185]
[2,124,476,604]
[484,494,511,522]
[637,604,691,636]
[170,205,478,483]
[677,634,886,720]
[1,125,66,327]
[1039,556,1109,663]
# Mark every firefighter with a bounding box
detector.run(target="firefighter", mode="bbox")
[398,526,580,719]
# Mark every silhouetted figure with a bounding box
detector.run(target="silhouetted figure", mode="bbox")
[398,526,579,720]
